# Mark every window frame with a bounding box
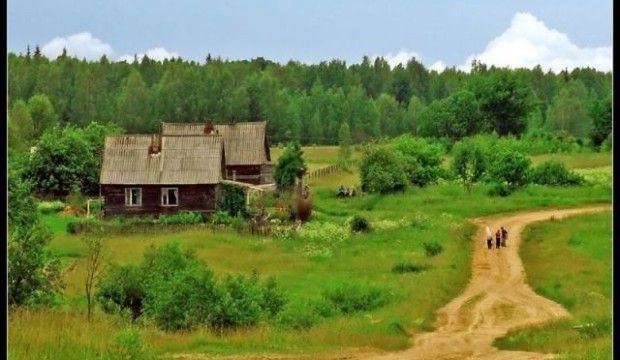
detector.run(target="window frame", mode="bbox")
[124,187,142,206]
[160,187,179,206]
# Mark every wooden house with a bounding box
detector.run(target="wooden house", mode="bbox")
[99,134,225,218]
[161,121,273,185]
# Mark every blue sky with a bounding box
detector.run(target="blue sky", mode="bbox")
[7,0,613,72]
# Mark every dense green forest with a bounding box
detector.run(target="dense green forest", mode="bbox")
[8,49,612,151]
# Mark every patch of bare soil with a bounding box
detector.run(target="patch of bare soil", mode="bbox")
[170,205,611,360]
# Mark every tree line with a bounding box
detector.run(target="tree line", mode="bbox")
[8,49,612,152]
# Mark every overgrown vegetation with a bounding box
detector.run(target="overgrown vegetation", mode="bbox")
[495,211,612,359]
[97,242,287,332]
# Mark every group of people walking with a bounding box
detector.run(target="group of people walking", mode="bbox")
[485,226,508,249]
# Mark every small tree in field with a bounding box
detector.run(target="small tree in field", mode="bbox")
[84,235,105,322]
[274,142,307,191]
[359,146,408,194]
[451,139,486,193]
[338,122,352,169]
[487,149,531,189]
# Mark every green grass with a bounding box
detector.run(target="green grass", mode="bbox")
[530,152,611,169]
[9,149,613,360]
[41,213,74,238]
[494,211,612,359]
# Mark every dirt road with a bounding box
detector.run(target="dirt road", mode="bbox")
[173,205,611,360]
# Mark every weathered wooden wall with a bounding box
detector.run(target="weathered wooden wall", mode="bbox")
[102,184,217,218]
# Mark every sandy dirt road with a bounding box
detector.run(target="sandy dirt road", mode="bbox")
[173,205,611,360]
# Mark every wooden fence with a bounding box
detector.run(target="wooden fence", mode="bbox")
[305,163,342,179]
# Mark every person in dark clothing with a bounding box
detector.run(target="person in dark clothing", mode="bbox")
[501,226,508,247]
[495,229,501,249]
[337,185,345,198]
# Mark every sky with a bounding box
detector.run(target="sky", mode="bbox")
[7,0,613,73]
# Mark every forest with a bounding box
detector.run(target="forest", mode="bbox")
[8,47,612,153]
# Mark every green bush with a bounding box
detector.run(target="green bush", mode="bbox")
[209,210,234,225]
[423,240,444,257]
[350,215,371,233]
[359,146,408,194]
[487,149,531,188]
[159,212,204,225]
[277,302,320,330]
[99,242,287,332]
[322,283,390,315]
[487,182,513,197]
[392,262,430,274]
[530,160,584,186]
[260,276,288,318]
[217,183,249,218]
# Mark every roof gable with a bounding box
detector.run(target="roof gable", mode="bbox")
[161,121,270,165]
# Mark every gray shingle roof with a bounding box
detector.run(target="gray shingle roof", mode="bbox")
[100,135,223,185]
[161,121,270,165]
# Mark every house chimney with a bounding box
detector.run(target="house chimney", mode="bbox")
[204,121,215,135]
[149,135,161,155]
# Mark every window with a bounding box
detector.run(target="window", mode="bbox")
[125,188,142,206]
[161,188,178,206]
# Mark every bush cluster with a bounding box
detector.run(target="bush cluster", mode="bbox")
[97,242,287,332]
[159,212,204,225]
[530,160,584,186]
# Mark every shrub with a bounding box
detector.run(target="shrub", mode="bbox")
[159,212,204,225]
[487,149,531,188]
[359,146,408,194]
[392,262,430,274]
[322,283,390,315]
[260,276,288,318]
[277,302,320,330]
[350,215,371,233]
[274,142,307,191]
[392,135,444,187]
[530,160,584,186]
[217,183,248,218]
[423,240,444,257]
[209,210,234,226]
[487,181,512,197]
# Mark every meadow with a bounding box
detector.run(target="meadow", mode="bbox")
[494,211,612,359]
[8,146,612,360]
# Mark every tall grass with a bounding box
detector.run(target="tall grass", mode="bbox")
[494,211,612,359]
[530,152,611,169]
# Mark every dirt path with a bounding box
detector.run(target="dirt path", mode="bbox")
[172,205,611,360]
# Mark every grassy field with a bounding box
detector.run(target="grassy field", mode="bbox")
[530,152,612,169]
[494,211,612,359]
[8,147,613,360]
[272,146,611,174]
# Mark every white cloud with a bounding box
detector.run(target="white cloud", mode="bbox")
[429,60,446,73]
[118,47,180,63]
[379,49,422,68]
[461,12,612,73]
[41,32,113,60]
